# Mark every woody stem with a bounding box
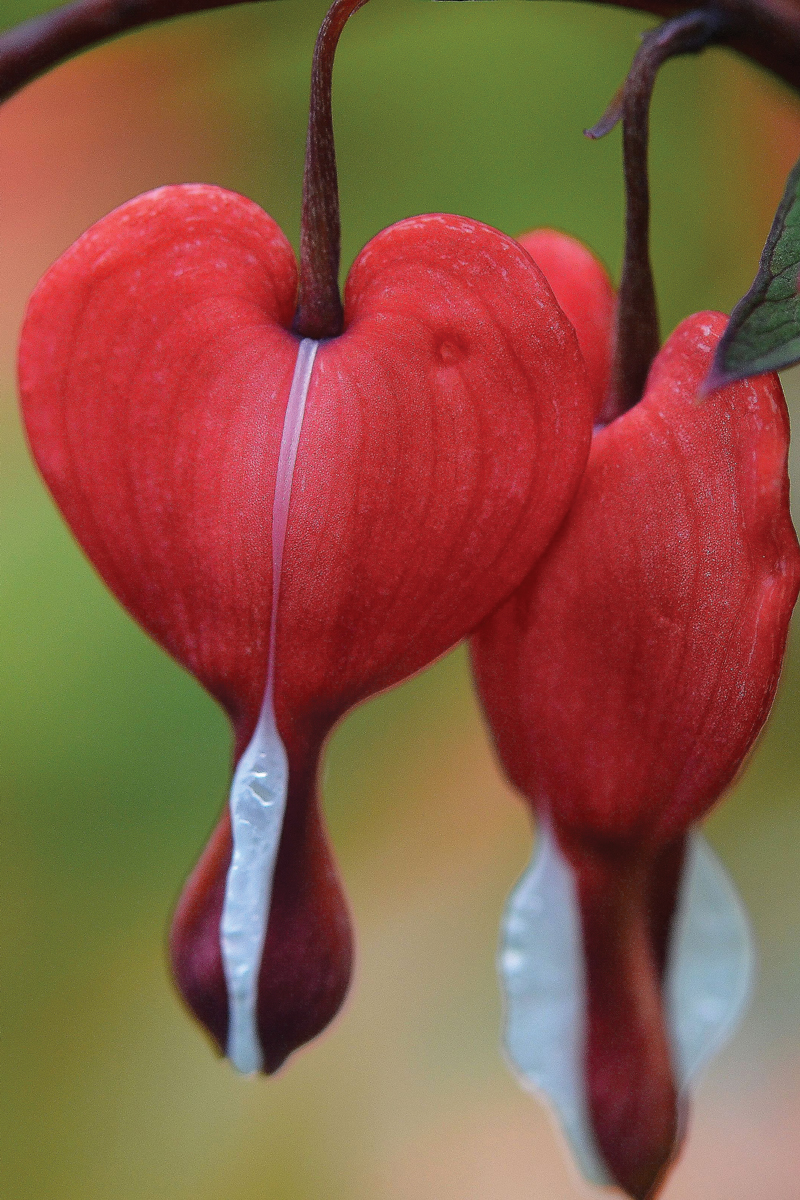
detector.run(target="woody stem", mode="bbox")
[2,0,800,119]
[0,0,266,105]
[0,1,798,346]
[560,0,800,94]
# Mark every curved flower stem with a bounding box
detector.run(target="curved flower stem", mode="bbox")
[587,9,729,420]
[293,0,370,340]
[0,0,798,346]
[0,0,266,105]
[2,0,800,124]
[552,0,800,95]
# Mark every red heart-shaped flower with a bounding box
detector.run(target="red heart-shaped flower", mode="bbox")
[19,184,594,1072]
[473,252,800,1196]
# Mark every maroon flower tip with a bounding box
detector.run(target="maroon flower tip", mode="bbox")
[565,834,683,1199]
[171,796,353,1073]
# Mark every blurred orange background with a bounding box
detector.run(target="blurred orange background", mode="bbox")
[2,2,800,1198]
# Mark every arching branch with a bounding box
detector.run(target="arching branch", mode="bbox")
[0,0,265,105]
[3,0,800,114]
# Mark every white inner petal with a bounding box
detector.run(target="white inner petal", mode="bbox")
[220,337,319,1075]
[500,820,611,1186]
[499,823,754,1186]
[667,832,755,1089]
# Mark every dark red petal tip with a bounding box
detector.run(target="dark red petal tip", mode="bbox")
[170,758,352,1073]
[564,835,684,1199]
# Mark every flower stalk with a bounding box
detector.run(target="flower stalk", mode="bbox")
[294,0,370,339]
[1,0,800,119]
[587,8,729,420]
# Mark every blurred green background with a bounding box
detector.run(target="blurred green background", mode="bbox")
[2,1,800,1197]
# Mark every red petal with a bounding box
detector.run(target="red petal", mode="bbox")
[474,312,799,842]
[518,228,616,416]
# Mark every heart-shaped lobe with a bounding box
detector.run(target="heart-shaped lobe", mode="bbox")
[518,228,615,413]
[473,303,800,1197]
[19,184,595,1072]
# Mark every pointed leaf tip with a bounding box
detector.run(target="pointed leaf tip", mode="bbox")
[707,154,800,388]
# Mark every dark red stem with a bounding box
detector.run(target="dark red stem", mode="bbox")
[567,0,800,94]
[2,0,800,127]
[0,1,798,345]
[588,9,729,420]
[293,0,370,340]
[0,0,268,105]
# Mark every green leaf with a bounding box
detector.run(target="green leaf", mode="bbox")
[707,155,800,390]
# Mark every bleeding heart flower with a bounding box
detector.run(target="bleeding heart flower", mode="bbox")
[17,0,596,1077]
[472,232,800,1199]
